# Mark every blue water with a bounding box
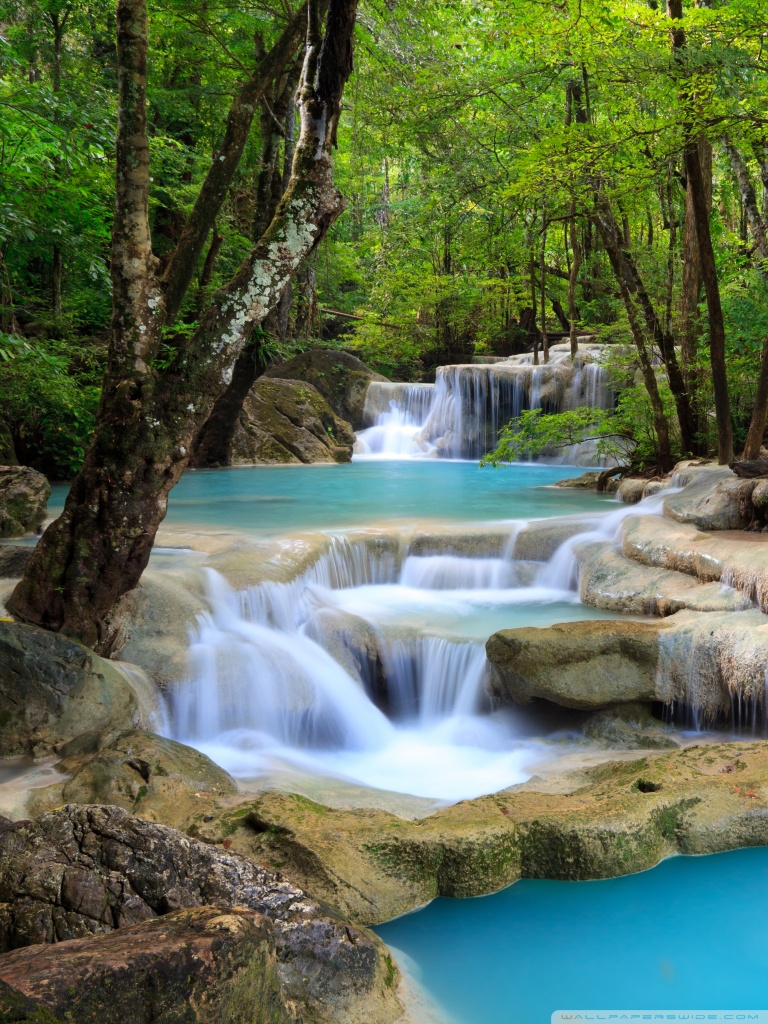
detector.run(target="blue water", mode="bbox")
[49,461,610,535]
[376,846,768,1022]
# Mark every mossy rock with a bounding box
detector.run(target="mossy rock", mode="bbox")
[231,377,356,465]
[264,349,387,427]
[0,621,154,757]
[0,468,49,539]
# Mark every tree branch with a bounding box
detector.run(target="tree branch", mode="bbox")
[160,1,313,322]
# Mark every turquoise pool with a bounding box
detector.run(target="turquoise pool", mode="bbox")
[52,461,612,535]
[376,846,768,1022]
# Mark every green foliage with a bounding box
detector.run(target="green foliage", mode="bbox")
[0,331,100,477]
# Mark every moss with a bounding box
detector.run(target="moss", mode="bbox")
[384,955,395,989]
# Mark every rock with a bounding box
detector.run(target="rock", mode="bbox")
[0,468,49,539]
[200,742,768,923]
[582,704,678,749]
[0,424,16,467]
[0,804,402,1023]
[0,907,289,1024]
[577,542,753,616]
[0,978,63,1023]
[107,569,206,689]
[0,622,156,757]
[487,606,768,720]
[26,730,238,826]
[554,472,601,489]
[305,608,384,689]
[232,377,356,465]
[616,478,647,504]
[264,349,388,428]
[485,618,672,710]
[621,513,768,610]
[642,479,668,498]
[0,547,31,581]
[730,459,768,478]
[663,467,754,530]
[513,518,601,562]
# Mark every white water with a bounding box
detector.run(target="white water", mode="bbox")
[355,346,613,461]
[170,493,674,803]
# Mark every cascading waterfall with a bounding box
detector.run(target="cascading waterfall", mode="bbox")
[355,344,613,461]
[170,520,602,802]
[171,483,766,800]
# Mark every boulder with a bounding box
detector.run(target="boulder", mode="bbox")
[554,472,600,489]
[0,468,49,539]
[26,730,238,826]
[0,804,402,1023]
[0,907,289,1024]
[485,618,672,710]
[582,703,678,749]
[663,467,753,530]
[107,569,206,689]
[232,377,356,465]
[0,546,31,581]
[616,478,647,504]
[486,608,768,720]
[264,349,388,427]
[0,621,156,757]
[577,541,753,616]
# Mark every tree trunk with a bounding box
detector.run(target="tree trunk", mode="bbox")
[192,67,301,468]
[540,206,548,363]
[8,0,359,648]
[160,2,313,323]
[593,207,673,472]
[723,140,768,457]
[568,202,581,356]
[529,226,538,365]
[667,0,733,465]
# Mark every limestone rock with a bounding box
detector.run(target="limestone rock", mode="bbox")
[582,704,678,749]
[0,804,402,1023]
[577,542,753,616]
[554,472,600,489]
[485,618,672,709]
[0,906,289,1024]
[0,546,31,581]
[486,607,768,720]
[107,569,206,689]
[0,622,154,757]
[616,478,647,504]
[0,467,49,539]
[513,518,601,562]
[264,349,388,427]
[232,377,356,465]
[203,742,768,923]
[663,467,753,530]
[26,730,238,826]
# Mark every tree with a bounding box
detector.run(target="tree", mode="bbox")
[7,0,359,648]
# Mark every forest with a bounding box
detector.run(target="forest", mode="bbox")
[4,3,768,1021]
[3,0,768,485]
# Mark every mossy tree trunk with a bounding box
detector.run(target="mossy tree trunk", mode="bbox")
[8,0,359,649]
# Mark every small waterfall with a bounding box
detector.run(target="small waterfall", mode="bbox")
[377,637,489,723]
[400,554,513,590]
[536,490,675,591]
[169,521,565,801]
[355,348,612,461]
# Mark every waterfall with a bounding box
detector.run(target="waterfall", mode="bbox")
[169,523,575,802]
[355,345,612,461]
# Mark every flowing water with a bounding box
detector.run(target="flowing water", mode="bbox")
[355,349,613,460]
[167,466,668,803]
[376,846,768,1023]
